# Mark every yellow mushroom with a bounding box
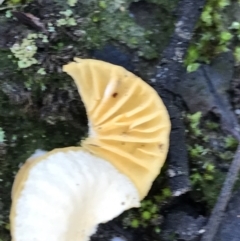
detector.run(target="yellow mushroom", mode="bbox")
[63,58,171,199]
[10,58,171,241]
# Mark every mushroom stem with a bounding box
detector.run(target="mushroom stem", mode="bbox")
[10,147,140,241]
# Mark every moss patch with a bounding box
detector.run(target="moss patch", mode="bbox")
[185,0,240,72]
[185,111,238,211]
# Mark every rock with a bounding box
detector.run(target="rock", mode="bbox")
[177,52,234,115]
[90,45,134,73]
[91,222,136,241]
[176,52,240,140]
[160,205,206,241]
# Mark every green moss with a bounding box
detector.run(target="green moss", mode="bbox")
[186,112,202,137]
[6,0,32,4]
[69,0,177,59]
[224,135,238,149]
[81,12,156,58]
[130,219,139,228]
[205,121,219,130]
[197,169,225,209]
[122,187,171,230]
[189,157,225,210]
[184,111,238,210]
[219,151,234,161]
[188,144,209,158]
[142,211,151,220]
[0,51,15,70]
[185,0,240,71]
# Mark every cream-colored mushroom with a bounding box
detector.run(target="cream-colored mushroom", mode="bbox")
[10,59,171,241]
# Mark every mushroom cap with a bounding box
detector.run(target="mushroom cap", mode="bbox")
[10,147,140,241]
[10,59,171,241]
[63,58,171,199]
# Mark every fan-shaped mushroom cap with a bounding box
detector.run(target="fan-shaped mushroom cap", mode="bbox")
[10,147,140,241]
[10,59,170,241]
[63,58,171,199]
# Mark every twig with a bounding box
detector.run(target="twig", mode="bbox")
[200,144,240,241]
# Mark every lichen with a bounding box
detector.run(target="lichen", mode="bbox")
[0,128,5,143]
[56,9,77,27]
[67,0,77,7]
[10,36,38,69]
[10,33,49,69]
